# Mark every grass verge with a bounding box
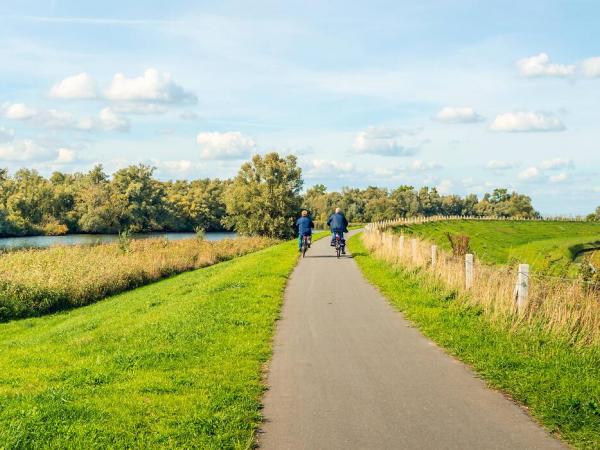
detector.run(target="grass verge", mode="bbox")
[0,236,276,322]
[393,220,600,276]
[0,239,299,449]
[349,233,600,449]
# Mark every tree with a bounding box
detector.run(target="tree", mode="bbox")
[223,153,303,238]
[587,206,600,221]
[111,165,166,231]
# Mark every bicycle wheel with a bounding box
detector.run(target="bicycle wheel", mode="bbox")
[336,245,341,258]
[302,243,307,257]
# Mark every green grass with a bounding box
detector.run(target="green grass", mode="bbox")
[0,240,301,449]
[349,233,600,449]
[393,220,600,276]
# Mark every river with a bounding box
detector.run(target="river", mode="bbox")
[0,231,237,250]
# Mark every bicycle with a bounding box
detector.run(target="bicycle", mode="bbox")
[333,232,344,258]
[301,235,311,258]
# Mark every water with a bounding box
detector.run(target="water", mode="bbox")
[0,231,237,250]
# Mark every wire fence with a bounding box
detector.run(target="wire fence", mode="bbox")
[363,227,600,346]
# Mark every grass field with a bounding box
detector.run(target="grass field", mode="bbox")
[0,240,300,449]
[350,234,600,449]
[0,236,275,322]
[392,220,600,276]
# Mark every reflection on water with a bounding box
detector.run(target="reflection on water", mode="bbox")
[0,231,237,250]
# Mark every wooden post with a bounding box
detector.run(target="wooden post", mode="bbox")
[411,238,417,262]
[515,264,530,312]
[465,254,474,289]
[431,245,437,268]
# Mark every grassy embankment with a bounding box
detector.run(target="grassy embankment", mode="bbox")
[394,220,600,276]
[0,239,302,449]
[350,233,600,449]
[0,236,275,322]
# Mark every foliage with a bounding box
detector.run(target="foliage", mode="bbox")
[0,236,276,321]
[350,234,600,449]
[587,206,600,221]
[395,220,600,276]
[223,153,303,238]
[0,164,230,237]
[303,186,538,223]
[0,240,299,448]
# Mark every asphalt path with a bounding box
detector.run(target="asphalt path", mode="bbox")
[259,231,564,450]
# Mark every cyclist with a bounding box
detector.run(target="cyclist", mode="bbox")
[327,207,349,254]
[296,210,315,252]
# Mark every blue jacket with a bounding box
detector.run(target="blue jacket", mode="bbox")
[327,213,348,232]
[296,216,314,235]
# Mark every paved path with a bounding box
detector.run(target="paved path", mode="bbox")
[259,231,564,450]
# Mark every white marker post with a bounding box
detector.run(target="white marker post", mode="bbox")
[516,264,530,313]
[465,254,474,289]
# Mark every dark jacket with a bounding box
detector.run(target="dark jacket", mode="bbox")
[296,216,314,235]
[327,213,348,232]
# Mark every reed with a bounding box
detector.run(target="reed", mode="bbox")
[0,236,276,321]
[363,229,600,346]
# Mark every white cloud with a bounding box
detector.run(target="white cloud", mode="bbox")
[105,68,197,103]
[549,173,568,183]
[1,102,126,132]
[56,147,78,163]
[98,107,130,132]
[309,159,355,173]
[517,53,575,78]
[0,140,54,161]
[0,127,15,143]
[153,159,199,174]
[49,72,97,99]
[411,160,442,171]
[518,166,540,181]
[436,179,453,194]
[197,131,256,159]
[490,112,565,132]
[2,102,38,120]
[486,160,516,170]
[540,158,573,170]
[581,57,600,78]
[353,126,421,157]
[434,106,483,123]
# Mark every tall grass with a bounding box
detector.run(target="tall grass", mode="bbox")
[0,236,276,321]
[363,229,600,346]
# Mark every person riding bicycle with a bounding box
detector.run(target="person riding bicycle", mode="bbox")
[296,210,314,252]
[327,207,349,254]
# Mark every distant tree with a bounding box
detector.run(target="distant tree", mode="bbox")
[303,184,329,222]
[223,153,303,238]
[587,206,600,221]
[111,164,166,231]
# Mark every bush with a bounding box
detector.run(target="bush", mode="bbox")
[0,236,277,321]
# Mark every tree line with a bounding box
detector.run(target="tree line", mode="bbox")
[0,152,543,239]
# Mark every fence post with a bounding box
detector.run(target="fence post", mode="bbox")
[399,234,405,255]
[465,254,474,289]
[411,238,417,262]
[431,245,437,268]
[515,264,530,312]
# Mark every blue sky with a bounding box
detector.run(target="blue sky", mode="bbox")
[0,0,599,215]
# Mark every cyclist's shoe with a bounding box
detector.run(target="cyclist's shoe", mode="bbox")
[341,249,346,255]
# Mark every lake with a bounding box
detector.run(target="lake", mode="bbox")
[0,231,237,250]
